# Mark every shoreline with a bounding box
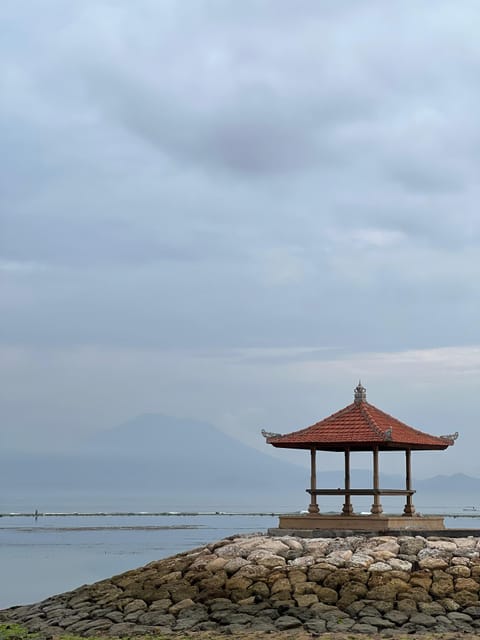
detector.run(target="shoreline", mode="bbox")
[3,531,480,636]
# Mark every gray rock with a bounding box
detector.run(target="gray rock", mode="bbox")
[275,614,303,630]
[282,536,305,552]
[169,598,196,615]
[65,618,112,634]
[447,611,473,622]
[361,616,396,628]
[397,553,418,563]
[22,611,48,623]
[237,602,269,615]
[409,612,437,627]
[174,619,203,631]
[210,610,239,625]
[454,549,478,558]
[225,613,254,625]
[285,607,313,623]
[90,607,116,619]
[326,550,353,567]
[55,612,90,628]
[209,598,237,612]
[3,605,32,619]
[451,621,474,632]
[369,561,392,572]
[42,615,65,627]
[418,549,450,570]
[399,623,428,633]
[195,621,219,631]
[358,605,382,617]
[149,598,172,611]
[177,604,208,621]
[105,611,123,623]
[304,619,327,633]
[464,605,480,617]
[373,599,394,613]
[17,621,56,636]
[69,594,92,608]
[319,606,346,621]
[137,611,175,626]
[270,597,295,608]
[14,616,45,633]
[326,617,355,631]
[258,607,279,620]
[223,557,250,575]
[345,601,366,617]
[327,537,360,553]
[384,609,409,624]
[249,618,277,632]
[123,611,142,622]
[43,604,68,616]
[435,615,456,627]
[427,539,457,552]
[398,536,426,556]
[351,622,380,634]
[123,599,147,614]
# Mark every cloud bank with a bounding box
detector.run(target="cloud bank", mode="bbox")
[1,1,479,477]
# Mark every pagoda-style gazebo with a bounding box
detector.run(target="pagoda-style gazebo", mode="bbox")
[264,383,457,532]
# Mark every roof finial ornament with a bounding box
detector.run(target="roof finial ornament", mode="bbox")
[354,380,366,404]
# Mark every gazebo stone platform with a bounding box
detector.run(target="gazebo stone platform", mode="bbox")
[273,512,445,532]
[263,382,458,534]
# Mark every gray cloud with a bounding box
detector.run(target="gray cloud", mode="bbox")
[1,1,480,473]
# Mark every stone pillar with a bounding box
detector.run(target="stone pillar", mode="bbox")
[371,446,383,515]
[403,448,415,516]
[308,447,319,514]
[342,448,353,515]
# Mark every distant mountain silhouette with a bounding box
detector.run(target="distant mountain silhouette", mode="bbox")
[78,413,226,459]
[0,414,306,502]
[416,472,480,493]
[1,414,478,509]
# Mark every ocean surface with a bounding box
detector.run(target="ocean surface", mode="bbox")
[2,493,480,610]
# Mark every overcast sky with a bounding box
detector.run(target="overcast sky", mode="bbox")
[1,1,480,477]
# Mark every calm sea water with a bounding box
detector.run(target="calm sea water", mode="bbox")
[0,513,279,608]
[1,494,480,610]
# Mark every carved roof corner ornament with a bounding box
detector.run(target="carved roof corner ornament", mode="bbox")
[440,431,459,441]
[261,429,281,439]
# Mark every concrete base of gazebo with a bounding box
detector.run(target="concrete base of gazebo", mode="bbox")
[272,513,445,533]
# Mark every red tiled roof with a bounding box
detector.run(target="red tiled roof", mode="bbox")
[266,386,456,452]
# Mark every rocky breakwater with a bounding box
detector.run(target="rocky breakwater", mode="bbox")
[3,534,480,636]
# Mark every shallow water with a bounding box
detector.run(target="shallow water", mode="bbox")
[0,513,277,608]
[1,502,480,610]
